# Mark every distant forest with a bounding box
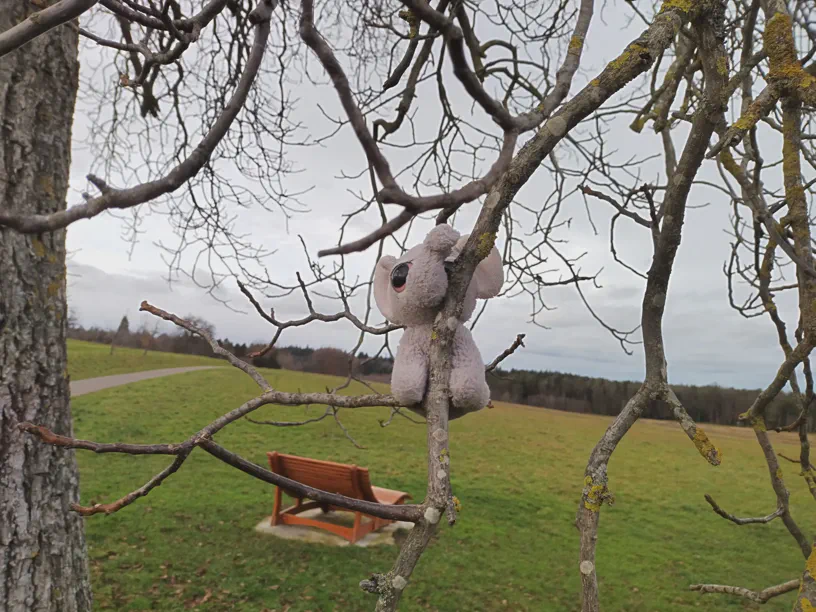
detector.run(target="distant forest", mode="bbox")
[68,315,805,430]
[358,354,804,431]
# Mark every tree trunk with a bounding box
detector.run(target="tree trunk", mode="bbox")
[0,4,91,611]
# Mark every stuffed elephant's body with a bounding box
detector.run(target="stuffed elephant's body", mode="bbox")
[391,323,490,420]
[374,224,503,419]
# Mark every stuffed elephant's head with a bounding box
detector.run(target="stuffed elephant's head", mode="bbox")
[373,224,503,326]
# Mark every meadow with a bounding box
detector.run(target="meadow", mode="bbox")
[68,339,222,380]
[66,340,816,611]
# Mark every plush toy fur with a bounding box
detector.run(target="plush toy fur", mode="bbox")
[374,224,503,419]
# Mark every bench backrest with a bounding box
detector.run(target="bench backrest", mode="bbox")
[267,452,377,502]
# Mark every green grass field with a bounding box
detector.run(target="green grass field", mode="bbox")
[67,339,223,381]
[66,340,816,611]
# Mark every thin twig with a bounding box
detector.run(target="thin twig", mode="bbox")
[485,334,526,372]
[140,300,271,390]
[703,494,784,525]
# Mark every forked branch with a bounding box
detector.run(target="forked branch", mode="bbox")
[703,494,784,525]
[689,579,800,604]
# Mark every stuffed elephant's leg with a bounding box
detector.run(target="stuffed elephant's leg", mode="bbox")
[449,325,490,419]
[391,327,430,406]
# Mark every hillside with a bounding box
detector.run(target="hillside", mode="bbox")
[67,339,223,381]
[63,345,815,610]
[68,336,802,430]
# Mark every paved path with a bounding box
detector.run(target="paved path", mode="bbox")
[70,366,224,397]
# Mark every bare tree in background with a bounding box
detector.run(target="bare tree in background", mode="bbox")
[136,318,161,355]
[3,0,816,611]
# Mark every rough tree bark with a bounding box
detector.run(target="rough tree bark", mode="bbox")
[0,3,91,610]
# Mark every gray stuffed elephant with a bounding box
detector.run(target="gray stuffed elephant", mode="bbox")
[374,224,504,419]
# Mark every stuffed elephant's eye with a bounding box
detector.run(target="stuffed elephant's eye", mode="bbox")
[391,262,410,293]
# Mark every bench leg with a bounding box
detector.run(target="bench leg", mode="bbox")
[349,512,379,544]
[372,517,392,531]
[271,486,282,526]
[351,511,362,542]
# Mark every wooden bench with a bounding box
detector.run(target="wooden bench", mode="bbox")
[266,451,412,544]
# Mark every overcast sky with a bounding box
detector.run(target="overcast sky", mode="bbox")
[63,2,805,391]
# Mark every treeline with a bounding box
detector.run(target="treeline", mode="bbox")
[67,315,394,378]
[68,316,803,429]
[486,368,803,430]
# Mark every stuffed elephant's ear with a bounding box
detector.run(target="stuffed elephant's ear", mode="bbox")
[424,224,460,255]
[473,243,503,299]
[373,255,398,322]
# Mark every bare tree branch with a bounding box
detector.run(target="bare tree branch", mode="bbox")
[18,422,182,455]
[580,185,652,228]
[314,0,596,258]
[689,579,800,603]
[0,0,98,58]
[238,279,400,357]
[0,0,276,234]
[485,333,526,372]
[72,451,191,516]
[703,494,784,525]
[246,407,332,427]
[97,0,227,33]
[576,9,729,609]
[140,300,271,390]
